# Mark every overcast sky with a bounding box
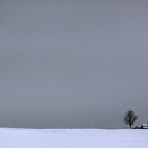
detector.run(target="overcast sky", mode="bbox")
[0,0,148,128]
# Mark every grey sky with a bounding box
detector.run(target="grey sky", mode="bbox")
[0,0,148,128]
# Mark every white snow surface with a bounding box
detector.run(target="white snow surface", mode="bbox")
[0,128,148,148]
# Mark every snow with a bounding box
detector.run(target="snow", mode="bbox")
[0,128,148,148]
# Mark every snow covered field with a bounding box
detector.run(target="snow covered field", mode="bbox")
[0,128,147,148]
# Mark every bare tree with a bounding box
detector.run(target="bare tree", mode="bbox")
[123,110,138,128]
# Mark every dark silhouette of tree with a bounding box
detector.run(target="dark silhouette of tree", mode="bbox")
[123,110,138,128]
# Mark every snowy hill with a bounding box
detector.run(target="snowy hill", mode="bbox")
[0,128,148,148]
